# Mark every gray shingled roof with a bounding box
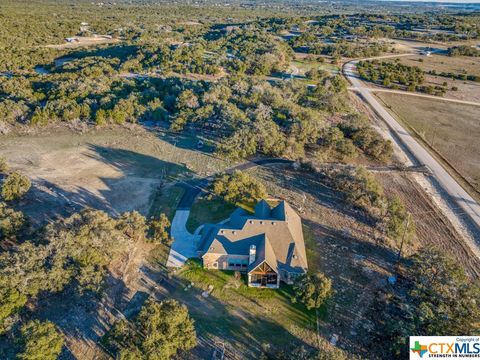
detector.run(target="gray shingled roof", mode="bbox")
[200,200,308,274]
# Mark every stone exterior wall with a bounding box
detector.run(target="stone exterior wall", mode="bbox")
[202,253,249,271]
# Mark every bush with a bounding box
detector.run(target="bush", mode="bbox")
[1,172,31,201]
[0,209,137,333]
[293,272,332,310]
[352,128,393,161]
[335,138,358,159]
[0,202,25,241]
[0,157,8,173]
[149,213,172,246]
[18,320,64,360]
[117,211,147,241]
[371,248,480,358]
[210,170,267,206]
[332,166,385,211]
[338,115,392,162]
[385,195,415,249]
[106,299,197,359]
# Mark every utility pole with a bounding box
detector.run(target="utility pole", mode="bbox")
[395,214,411,277]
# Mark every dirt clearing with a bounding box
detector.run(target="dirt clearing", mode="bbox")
[0,125,229,225]
[377,172,480,279]
[46,36,121,49]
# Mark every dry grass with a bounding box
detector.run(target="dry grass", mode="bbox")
[376,92,480,192]
[385,53,480,77]
[170,260,318,359]
[0,125,229,224]
[45,36,121,49]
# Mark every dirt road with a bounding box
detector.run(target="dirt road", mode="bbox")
[344,58,480,256]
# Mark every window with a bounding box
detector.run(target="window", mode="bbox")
[229,263,235,268]
[213,262,218,268]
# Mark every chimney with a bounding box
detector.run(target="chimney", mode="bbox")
[249,245,256,265]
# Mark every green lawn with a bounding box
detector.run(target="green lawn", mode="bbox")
[303,224,321,273]
[148,184,185,220]
[146,243,171,268]
[292,59,340,76]
[170,260,318,355]
[186,196,237,233]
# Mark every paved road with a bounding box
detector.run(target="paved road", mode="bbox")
[349,87,480,107]
[167,158,294,267]
[344,58,480,250]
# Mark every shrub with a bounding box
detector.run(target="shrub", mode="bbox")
[293,272,333,310]
[18,320,64,360]
[117,211,147,241]
[371,248,480,358]
[106,299,197,360]
[0,202,25,241]
[0,157,8,173]
[210,170,267,206]
[149,213,172,246]
[332,166,385,211]
[385,195,415,250]
[1,172,31,201]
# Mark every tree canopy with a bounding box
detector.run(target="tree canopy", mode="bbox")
[370,248,480,358]
[1,172,31,201]
[211,170,267,206]
[0,209,145,333]
[293,272,333,310]
[105,298,197,360]
[18,320,64,360]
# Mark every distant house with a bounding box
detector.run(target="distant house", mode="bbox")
[80,22,90,32]
[198,200,308,288]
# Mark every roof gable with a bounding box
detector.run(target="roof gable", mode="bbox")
[200,200,308,273]
[254,199,271,218]
[247,234,278,273]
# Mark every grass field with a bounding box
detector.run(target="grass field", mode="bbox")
[291,58,340,76]
[148,184,185,220]
[170,259,320,357]
[376,93,480,192]
[385,54,480,77]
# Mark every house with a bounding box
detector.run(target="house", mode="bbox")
[198,200,308,288]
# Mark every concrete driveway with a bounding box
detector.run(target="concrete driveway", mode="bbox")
[166,210,201,267]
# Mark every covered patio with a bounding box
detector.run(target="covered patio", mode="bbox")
[248,262,279,288]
